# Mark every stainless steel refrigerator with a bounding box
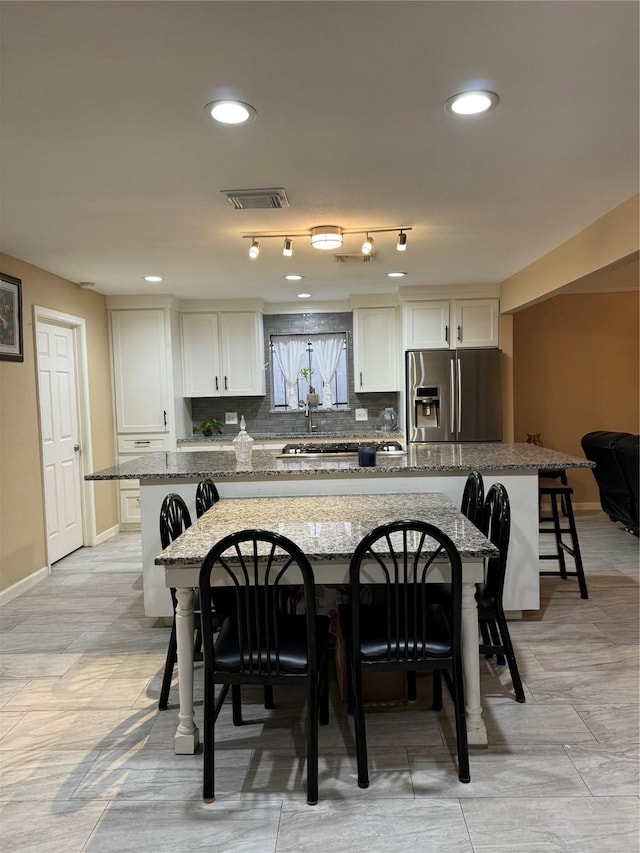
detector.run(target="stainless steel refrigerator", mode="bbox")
[406,349,502,442]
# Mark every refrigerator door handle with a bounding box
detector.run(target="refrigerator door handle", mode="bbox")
[457,357,462,433]
[450,358,456,433]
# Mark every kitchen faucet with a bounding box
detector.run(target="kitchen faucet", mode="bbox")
[300,399,318,433]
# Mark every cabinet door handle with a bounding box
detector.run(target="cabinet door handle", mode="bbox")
[134,440,151,446]
[457,325,462,342]
[444,325,449,343]
[224,376,228,391]
[163,410,167,427]
[215,376,219,391]
[359,371,363,387]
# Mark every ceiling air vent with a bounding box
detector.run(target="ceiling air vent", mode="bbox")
[221,187,290,210]
[333,252,377,263]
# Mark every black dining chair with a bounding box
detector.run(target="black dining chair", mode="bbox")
[195,477,220,518]
[157,491,272,718]
[199,529,330,805]
[341,520,470,786]
[195,476,277,712]
[461,470,485,526]
[405,470,485,702]
[158,493,193,710]
[158,491,234,710]
[193,477,225,663]
[476,483,526,703]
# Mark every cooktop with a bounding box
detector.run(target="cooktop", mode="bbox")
[278,440,405,457]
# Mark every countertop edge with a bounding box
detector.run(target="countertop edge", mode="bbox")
[85,444,595,481]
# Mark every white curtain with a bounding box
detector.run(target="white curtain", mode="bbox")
[315,334,344,409]
[272,336,308,409]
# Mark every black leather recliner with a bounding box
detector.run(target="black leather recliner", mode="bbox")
[580,431,639,535]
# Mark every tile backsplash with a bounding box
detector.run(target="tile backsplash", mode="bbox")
[188,312,399,437]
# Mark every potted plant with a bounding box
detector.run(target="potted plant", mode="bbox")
[193,418,224,437]
[299,367,319,407]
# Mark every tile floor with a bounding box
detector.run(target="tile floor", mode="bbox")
[1,511,638,852]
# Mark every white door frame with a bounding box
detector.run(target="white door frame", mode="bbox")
[34,306,97,563]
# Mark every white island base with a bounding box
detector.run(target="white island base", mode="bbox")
[140,469,539,618]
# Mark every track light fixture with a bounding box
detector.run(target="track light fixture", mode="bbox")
[242,225,411,258]
[310,226,343,250]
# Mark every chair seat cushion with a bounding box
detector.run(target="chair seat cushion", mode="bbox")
[355,603,452,661]
[214,613,330,673]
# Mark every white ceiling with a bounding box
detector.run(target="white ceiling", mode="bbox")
[1,1,638,304]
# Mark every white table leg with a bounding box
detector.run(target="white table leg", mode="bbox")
[461,581,487,747]
[173,587,199,754]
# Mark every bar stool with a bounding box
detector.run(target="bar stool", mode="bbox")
[538,468,568,518]
[538,478,589,599]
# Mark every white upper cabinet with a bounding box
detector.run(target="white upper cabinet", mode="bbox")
[181,314,221,396]
[353,307,400,392]
[219,312,265,396]
[452,300,499,348]
[403,299,499,349]
[111,308,171,433]
[403,300,451,349]
[182,311,265,397]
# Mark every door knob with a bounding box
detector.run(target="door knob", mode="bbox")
[73,444,81,452]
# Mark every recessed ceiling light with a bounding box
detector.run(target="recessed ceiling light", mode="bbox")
[444,90,499,116]
[143,275,163,283]
[205,100,257,124]
[297,293,311,299]
[387,271,407,278]
[284,274,304,281]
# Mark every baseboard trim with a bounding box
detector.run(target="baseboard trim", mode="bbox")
[94,524,121,546]
[0,565,49,606]
[574,502,602,512]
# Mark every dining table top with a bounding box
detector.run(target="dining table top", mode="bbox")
[154,492,499,567]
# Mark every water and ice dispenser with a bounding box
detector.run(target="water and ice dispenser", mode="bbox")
[414,386,440,429]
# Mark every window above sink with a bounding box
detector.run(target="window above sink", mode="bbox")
[269,333,349,413]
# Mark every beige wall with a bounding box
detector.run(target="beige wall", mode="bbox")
[0,253,118,593]
[513,279,639,505]
[501,194,639,313]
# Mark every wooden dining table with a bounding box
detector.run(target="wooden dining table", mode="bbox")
[154,491,499,754]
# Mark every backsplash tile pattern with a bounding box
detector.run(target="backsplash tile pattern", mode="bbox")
[190,312,399,438]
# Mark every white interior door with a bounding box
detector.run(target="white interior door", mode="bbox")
[37,320,84,562]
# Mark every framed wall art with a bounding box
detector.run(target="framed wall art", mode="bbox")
[0,273,23,362]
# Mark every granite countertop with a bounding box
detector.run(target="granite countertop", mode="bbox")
[86,442,594,481]
[155,493,499,565]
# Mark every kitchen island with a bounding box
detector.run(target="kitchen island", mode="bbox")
[86,442,594,616]
[156,491,499,753]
